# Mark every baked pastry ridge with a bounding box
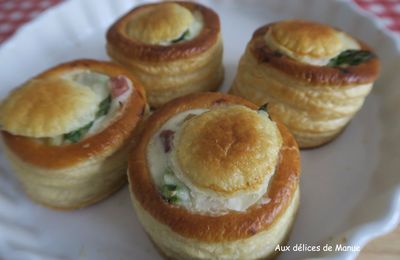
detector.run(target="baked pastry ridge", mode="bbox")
[106,1,223,108]
[129,92,301,259]
[230,20,380,148]
[1,60,147,209]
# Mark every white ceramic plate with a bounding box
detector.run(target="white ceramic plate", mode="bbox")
[0,0,399,259]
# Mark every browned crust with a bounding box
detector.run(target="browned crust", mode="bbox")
[1,59,147,169]
[106,1,220,61]
[128,92,301,242]
[250,24,380,86]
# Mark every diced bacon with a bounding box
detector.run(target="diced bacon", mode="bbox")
[159,129,175,153]
[212,98,226,106]
[109,75,130,98]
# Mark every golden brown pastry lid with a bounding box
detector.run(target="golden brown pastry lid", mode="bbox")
[175,105,282,196]
[126,2,194,44]
[268,20,342,58]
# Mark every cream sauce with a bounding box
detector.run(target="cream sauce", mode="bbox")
[46,71,132,144]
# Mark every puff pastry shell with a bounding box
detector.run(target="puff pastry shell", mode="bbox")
[106,1,223,108]
[128,92,301,259]
[0,59,147,209]
[230,20,380,148]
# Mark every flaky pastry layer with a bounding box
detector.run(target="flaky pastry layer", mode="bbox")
[4,141,130,209]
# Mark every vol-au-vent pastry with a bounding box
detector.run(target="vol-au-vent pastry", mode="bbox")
[0,59,147,210]
[106,1,223,108]
[230,19,380,148]
[128,92,301,259]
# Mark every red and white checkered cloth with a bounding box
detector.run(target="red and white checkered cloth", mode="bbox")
[0,0,61,43]
[0,0,399,44]
[355,0,400,32]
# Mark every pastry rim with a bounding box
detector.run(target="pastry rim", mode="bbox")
[106,1,221,61]
[250,23,380,86]
[128,92,301,242]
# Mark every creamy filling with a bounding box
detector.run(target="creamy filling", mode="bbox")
[158,11,203,46]
[147,108,277,215]
[42,71,132,145]
[264,31,360,66]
